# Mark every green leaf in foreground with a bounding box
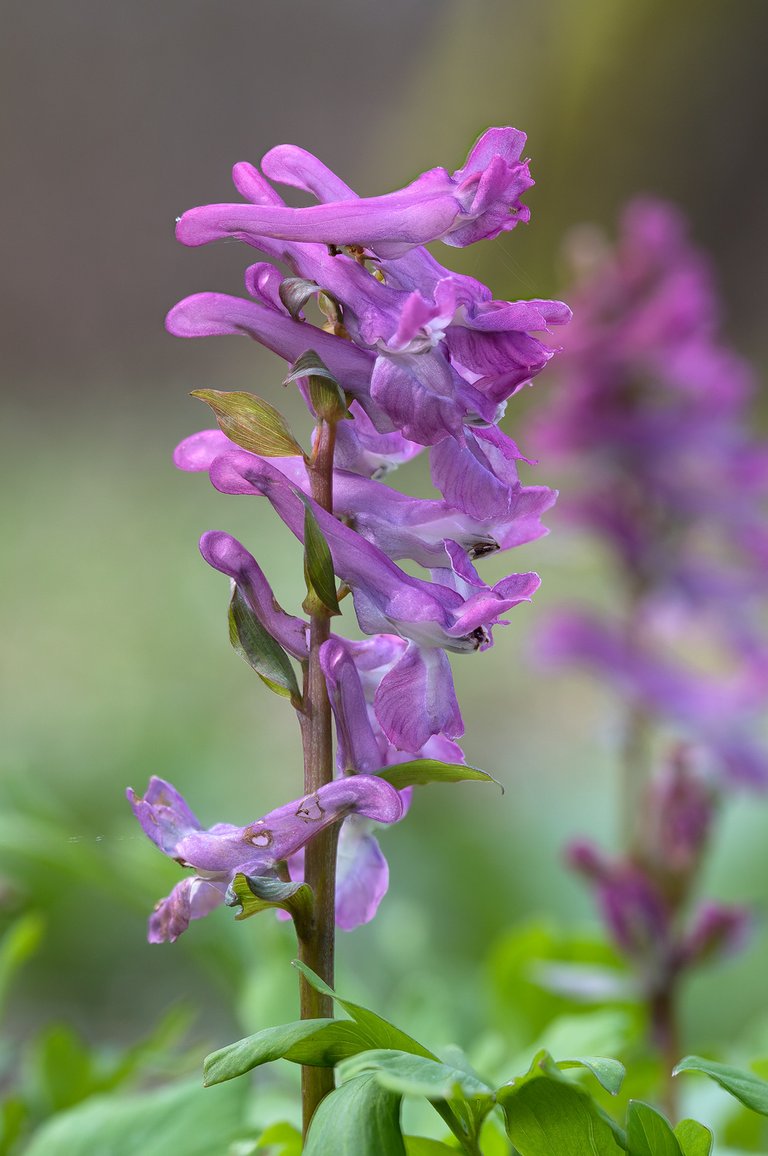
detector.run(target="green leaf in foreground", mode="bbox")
[337,1049,493,1102]
[497,1052,625,1155]
[302,502,341,616]
[673,1118,713,1156]
[292,961,437,1060]
[226,873,313,930]
[255,1121,302,1155]
[404,1138,458,1155]
[23,1079,246,1156]
[375,758,500,791]
[304,1073,405,1156]
[191,389,305,457]
[626,1100,682,1156]
[204,1018,375,1086]
[228,584,302,705]
[674,1055,768,1115]
[0,912,44,1020]
[557,1056,625,1096]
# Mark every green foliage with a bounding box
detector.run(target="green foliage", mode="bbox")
[0,913,43,1019]
[303,1073,406,1155]
[626,1101,682,1155]
[191,389,305,456]
[673,1119,713,1156]
[228,584,303,705]
[674,1054,768,1115]
[254,1121,303,1154]
[22,1078,247,1156]
[375,759,499,791]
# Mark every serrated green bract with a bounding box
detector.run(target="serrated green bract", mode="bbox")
[336,1049,494,1103]
[374,759,499,791]
[22,1079,246,1156]
[302,503,341,616]
[673,1118,713,1156]
[226,873,313,929]
[228,585,303,705]
[284,350,349,422]
[626,1100,682,1155]
[673,1055,768,1116]
[191,389,304,457]
[304,1073,405,1156]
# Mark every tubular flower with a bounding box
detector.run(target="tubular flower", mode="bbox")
[128,775,403,942]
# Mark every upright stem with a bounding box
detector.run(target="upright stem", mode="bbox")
[649,983,681,1122]
[297,419,338,1137]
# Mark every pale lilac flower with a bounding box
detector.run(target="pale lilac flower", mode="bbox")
[128,775,403,942]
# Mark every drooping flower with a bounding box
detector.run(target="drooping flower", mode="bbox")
[128,775,403,942]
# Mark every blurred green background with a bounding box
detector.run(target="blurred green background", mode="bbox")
[3,0,768,1141]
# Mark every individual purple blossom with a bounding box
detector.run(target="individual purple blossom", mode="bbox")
[174,431,555,571]
[128,775,403,942]
[176,127,534,259]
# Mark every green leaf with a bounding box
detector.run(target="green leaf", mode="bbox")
[302,502,341,616]
[404,1139,458,1155]
[292,962,437,1060]
[304,1073,405,1156]
[33,1023,94,1113]
[336,1049,494,1102]
[22,1079,246,1156]
[673,1055,768,1115]
[627,1101,682,1156]
[500,1074,625,1155]
[284,350,349,422]
[228,584,302,704]
[0,912,43,1019]
[203,1018,378,1086]
[226,873,314,929]
[374,759,500,791]
[191,389,305,457]
[557,1056,625,1096]
[256,1121,303,1155]
[673,1119,713,1156]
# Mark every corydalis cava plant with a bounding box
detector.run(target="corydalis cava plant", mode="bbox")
[532,199,762,1109]
[129,128,567,1133]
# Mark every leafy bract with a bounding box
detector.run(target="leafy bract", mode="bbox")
[228,584,302,704]
[375,759,499,791]
[336,1049,493,1102]
[191,389,304,457]
[302,502,341,616]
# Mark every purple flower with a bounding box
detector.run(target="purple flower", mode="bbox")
[204,454,540,654]
[176,128,534,259]
[175,430,555,571]
[128,775,403,942]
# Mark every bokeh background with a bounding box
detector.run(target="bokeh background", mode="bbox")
[3,0,768,1137]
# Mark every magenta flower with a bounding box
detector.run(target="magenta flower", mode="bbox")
[128,775,403,942]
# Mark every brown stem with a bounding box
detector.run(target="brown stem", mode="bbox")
[649,983,681,1122]
[297,419,338,1137]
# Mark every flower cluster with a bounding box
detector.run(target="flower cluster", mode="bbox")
[568,747,748,1042]
[534,198,768,786]
[130,130,567,940]
[532,199,763,1021]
